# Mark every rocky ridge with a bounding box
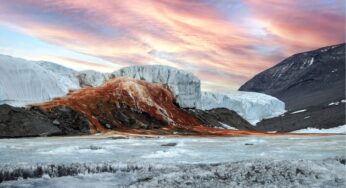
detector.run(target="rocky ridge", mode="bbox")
[239,43,345,110]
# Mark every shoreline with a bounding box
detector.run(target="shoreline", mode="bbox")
[0,130,341,140]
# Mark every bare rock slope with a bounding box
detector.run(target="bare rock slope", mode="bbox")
[239,43,345,110]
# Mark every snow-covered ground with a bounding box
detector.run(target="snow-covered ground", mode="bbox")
[197,91,286,125]
[291,125,346,134]
[0,136,344,187]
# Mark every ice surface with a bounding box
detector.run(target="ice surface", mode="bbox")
[1,158,345,188]
[0,136,345,187]
[197,91,286,125]
[291,125,346,134]
[112,65,201,108]
[36,61,81,91]
[0,136,344,165]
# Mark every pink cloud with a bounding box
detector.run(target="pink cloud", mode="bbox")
[0,0,344,91]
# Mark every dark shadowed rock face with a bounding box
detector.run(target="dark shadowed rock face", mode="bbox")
[0,104,61,138]
[31,106,91,136]
[239,43,345,110]
[187,108,255,131]
[255,102,345,132]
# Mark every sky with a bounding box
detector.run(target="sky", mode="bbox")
[0,0,344,91]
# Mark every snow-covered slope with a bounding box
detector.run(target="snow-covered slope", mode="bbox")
[197,91,286,125]
[0,55,74,106]
[112,65,201,108]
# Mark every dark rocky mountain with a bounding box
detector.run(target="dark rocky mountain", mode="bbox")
[239,43,345,110]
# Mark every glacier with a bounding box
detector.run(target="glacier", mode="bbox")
[0,55,285,123]
[0,55,76,106]
[197,91,286,125]
[112,65,201,108]
[35,61,80,91]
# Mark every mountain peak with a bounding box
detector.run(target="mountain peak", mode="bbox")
[239,43,345,110]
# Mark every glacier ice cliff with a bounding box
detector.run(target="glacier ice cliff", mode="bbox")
[35,61,80,91]
[197,91,286,125]
[0,55,76,106]
[76,70,112,87]
[112,65,201,108]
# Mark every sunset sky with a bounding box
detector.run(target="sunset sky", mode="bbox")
[0,0,344,91]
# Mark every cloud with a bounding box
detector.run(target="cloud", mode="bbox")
[244,0,345,55]
[0,0,344,91]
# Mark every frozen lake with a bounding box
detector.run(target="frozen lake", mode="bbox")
[0,135,345,165]
[0,135,345,187]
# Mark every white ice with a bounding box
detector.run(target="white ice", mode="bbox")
[197,91,286,125]
[0,55,77,106]
[0,136,344,187]
[291,125,346,134]
[0,135,344,165]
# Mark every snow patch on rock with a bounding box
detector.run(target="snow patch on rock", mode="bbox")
[219,122,238,130]
[290,109,307,114]
[328,102,340,106]
[197,91,286,125]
